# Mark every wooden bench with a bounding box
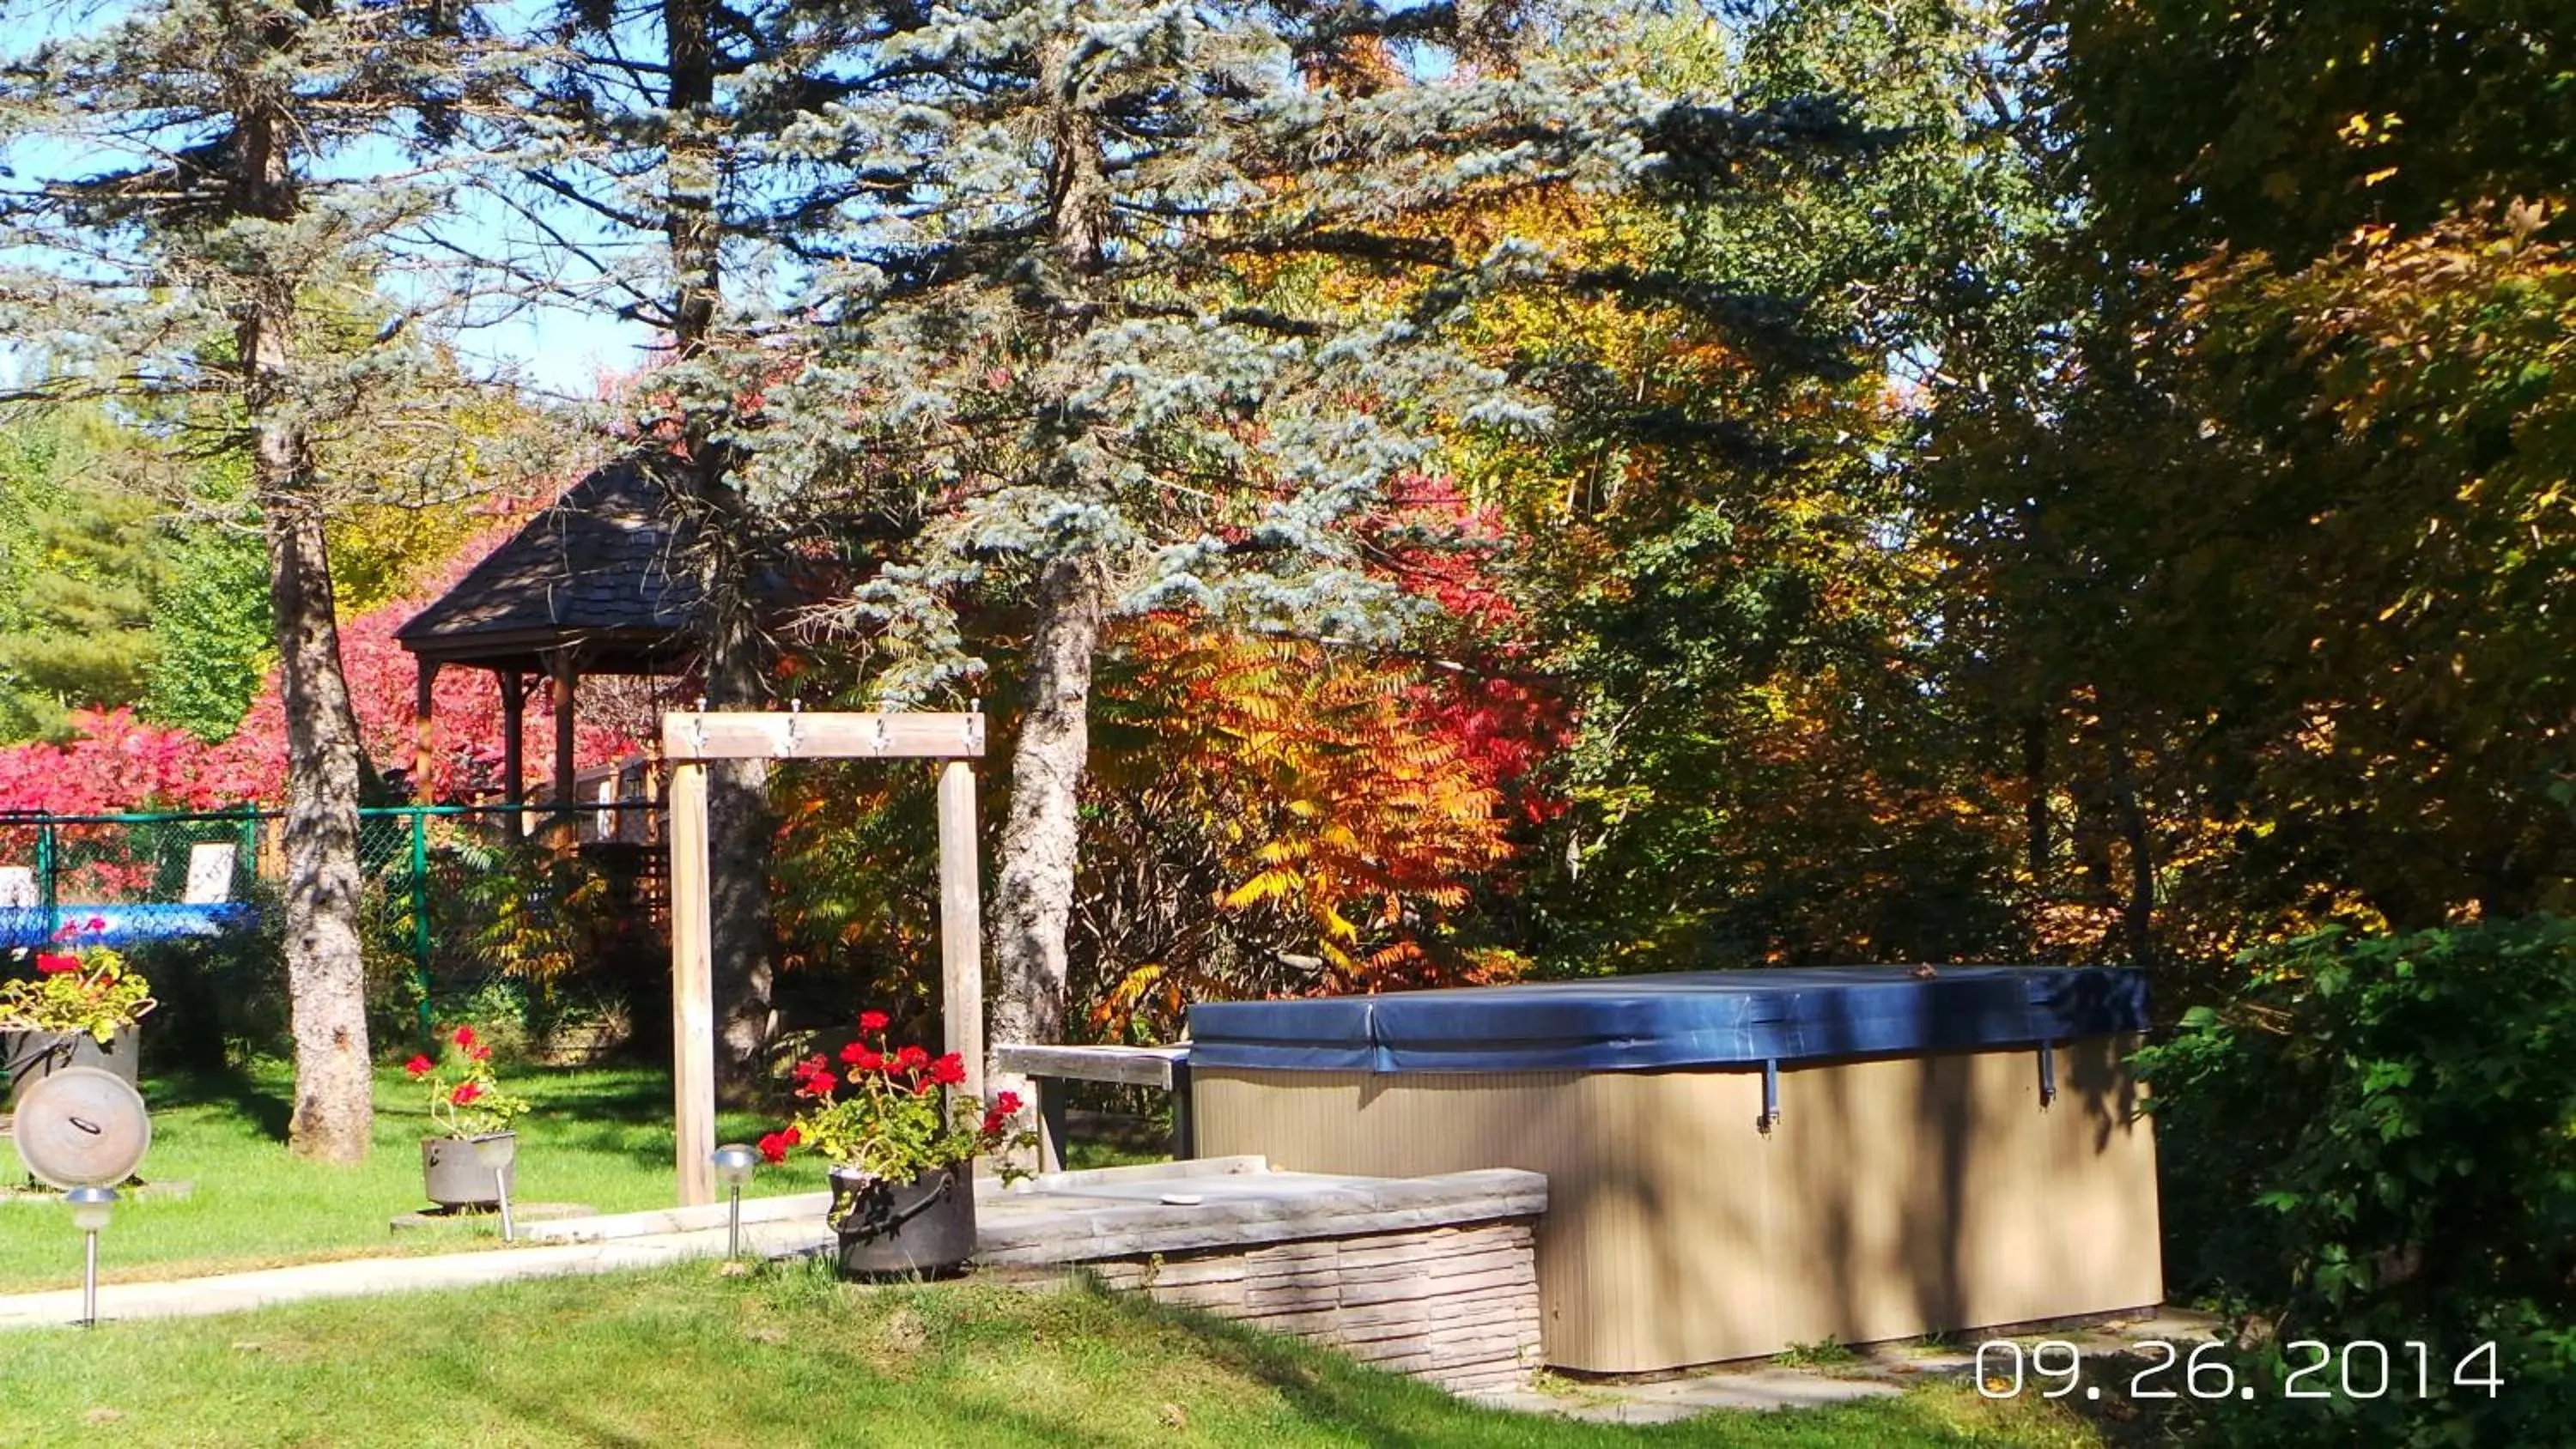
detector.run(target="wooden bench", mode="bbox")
[993,1044,1191,1172]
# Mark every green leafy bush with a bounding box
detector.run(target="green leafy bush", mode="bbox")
[2140,917,2576,1445]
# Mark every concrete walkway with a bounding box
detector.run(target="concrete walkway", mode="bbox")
[0,1214,837,1332]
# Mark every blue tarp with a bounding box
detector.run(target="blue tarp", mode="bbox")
[1186,966,2151,1074]
[0,903,257,951]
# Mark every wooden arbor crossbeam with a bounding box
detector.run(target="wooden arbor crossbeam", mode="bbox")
[661,710,987,1205]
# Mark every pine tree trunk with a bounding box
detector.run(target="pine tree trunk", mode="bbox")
[987,25,1116,1100]
[704,601,775,1099]
[989,553,1108,1094]
[264,496,374,1160]
[663,0,775,1098]
[234,86,372,1162]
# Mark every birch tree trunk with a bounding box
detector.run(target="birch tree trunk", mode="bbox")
[240,99,374,1162]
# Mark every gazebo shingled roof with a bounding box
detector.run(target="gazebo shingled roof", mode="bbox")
[396,458,702,679]
[397,458,708,809]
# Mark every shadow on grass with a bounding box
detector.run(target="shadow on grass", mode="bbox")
[1054,1272,1557,1449]
[140,1061,701,1165]
[141,1062,294,1143]
[2044,1348,2192,1448]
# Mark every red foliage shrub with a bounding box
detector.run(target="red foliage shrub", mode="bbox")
[0,517,642,812]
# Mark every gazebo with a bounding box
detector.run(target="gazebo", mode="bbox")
[395,458,702,815]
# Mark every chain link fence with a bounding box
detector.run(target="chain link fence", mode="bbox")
[0,804,667,1067]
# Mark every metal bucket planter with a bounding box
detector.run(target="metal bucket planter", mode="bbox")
[3,1026,139,1112]
[422,1131,518,1210]
[828,1163,975,1280]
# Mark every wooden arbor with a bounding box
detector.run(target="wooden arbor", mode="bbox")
[661,709,987,1204]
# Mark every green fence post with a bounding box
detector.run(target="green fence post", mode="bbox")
[237,809,258,898]
[410,807,435,1052]
[35,819,57,941]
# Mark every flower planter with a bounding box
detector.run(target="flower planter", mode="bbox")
[422,1131,519,1210]
[828,1162,975,1280]
[3,1025,139,1112]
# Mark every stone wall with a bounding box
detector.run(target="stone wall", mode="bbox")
[1083,1217,1545,1391]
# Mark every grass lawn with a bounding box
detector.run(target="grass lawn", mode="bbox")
[0,1059,826,1292]
[0,1262,2112,1448]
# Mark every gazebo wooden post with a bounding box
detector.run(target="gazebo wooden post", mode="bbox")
[411,659,440,797]
[549,647,580,847]
[660,710,985,1206]
[499,671,527,834]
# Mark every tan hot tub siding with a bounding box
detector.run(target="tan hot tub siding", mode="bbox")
[1192,1035,2161,1373]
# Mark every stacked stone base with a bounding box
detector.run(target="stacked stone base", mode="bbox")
[1085,1219,1543,1391]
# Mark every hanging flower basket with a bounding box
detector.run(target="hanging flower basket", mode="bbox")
[408,1024,531,1210]
[422,1131,519,1209]
[2,1023,138,1111]
[828,1163,977,1278]
[1,918,152,1110]
[767,1009,1033,1281]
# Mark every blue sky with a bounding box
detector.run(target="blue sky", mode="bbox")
[453,298,656,402]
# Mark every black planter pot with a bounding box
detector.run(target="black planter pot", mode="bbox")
[828,1163,976,1280]
[422,1131,519,1209]
[3,1025,140,1111]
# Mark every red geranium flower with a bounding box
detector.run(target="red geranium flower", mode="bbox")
[799,1070,839,1098]
[993,1091,1024,1116]
[450,1081,483,1106]
[929,1053,966,1087]
[33,953,80,975]
[893,1045,928,1073]
[859,1009,890,1032]
[757,1131,790,1164]
[837,1040,876,1067]
[470,1044,492,1063]
[404,1054,434,1076]
[453,1025,477,1050]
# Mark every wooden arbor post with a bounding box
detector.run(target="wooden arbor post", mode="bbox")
[660,710,987,1204]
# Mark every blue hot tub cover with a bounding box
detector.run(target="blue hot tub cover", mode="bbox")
[1186,966,2150,1074]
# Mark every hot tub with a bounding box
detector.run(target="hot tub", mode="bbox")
[0,902,256,950]
[1187,966,2160,1372]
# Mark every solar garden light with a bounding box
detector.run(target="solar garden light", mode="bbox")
[711,1143,761,1258]
[65,1185,118,1328]
[13,1069,151,1332]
